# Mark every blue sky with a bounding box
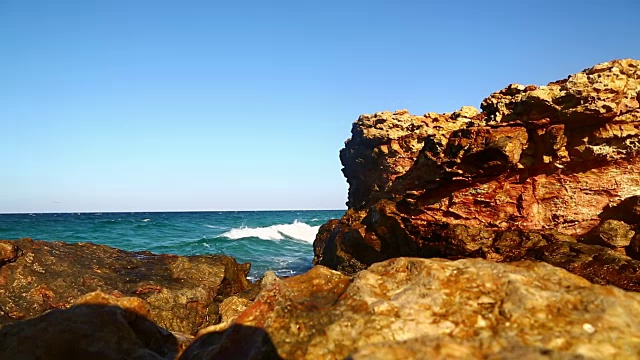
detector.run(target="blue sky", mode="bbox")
[1,0,639,213]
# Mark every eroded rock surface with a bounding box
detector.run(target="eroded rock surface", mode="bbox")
[0,238,251,335]
[314,59,640,289]
[181,258,640,359]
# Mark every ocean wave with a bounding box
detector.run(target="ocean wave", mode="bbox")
[219,221,320,243]
[204,224,229,230]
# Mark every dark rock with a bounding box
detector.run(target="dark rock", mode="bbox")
[0,304,178,360]
[599,195,640,225]
[179,324,282,360]
[627,234,640,259]
[526,241,640,291]
[0,238,251,335]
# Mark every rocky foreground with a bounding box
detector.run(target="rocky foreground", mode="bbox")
[182,258,640,359]
[2,59,640,359]
[0,238,252,335]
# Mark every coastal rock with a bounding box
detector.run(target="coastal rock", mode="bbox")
[0,304,178,360]
[74,291,194,352]
[583,219,635,248]
[598,195,640,225]
[314,59,640,289]
[180,258,640,359]
[75,290,152,318]
[527,241,640,291]
[0,238,251,335]
[0,242,20,267]
[194,296,252,336]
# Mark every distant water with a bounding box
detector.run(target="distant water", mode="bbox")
[0,210,344,280]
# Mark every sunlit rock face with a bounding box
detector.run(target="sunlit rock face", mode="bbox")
[0,238,251,335]
[180,258,640,359]
[314,60,640,289]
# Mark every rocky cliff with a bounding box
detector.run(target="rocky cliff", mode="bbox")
[314,59,640,290]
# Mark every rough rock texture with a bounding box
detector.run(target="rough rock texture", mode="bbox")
[0,238,251,335]
[75,290,153,318]
[194,296,253,336]
[314,59,640,289]
[65,291,197,354]
[180,258,640,359]
[0,304,178,360]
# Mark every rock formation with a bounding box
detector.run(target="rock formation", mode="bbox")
[0,238,252,335]
[314,59,640,290]
[0,303,179,360]
[179,257,640,359]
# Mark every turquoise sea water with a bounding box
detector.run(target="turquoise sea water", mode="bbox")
[0,210,344,280]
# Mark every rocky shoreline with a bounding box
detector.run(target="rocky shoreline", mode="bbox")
[2,59,640,359]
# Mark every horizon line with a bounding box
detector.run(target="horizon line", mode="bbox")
[0,208,348,215]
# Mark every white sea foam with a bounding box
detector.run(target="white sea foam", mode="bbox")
[220,221,320,243]
[204,224,229,230]
[142,218,151,222]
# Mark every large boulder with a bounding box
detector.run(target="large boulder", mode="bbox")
[0,304,178,360]
[314,59,640,289]
[0,238,251,335]
[180,257,640,359]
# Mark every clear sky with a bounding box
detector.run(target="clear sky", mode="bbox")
[1,0,639,213]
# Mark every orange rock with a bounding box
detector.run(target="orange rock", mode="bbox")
[75,291,152,318]
[315,59,640,290]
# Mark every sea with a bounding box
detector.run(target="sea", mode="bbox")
[0,210,345,281]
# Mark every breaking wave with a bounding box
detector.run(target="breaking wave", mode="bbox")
[220,221,320,243]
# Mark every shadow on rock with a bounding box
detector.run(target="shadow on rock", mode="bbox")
[179,324,282,360]
[0,304,179,360]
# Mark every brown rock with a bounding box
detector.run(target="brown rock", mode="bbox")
[582,219,635,248]
[315,59,640,290]
[0,238,251,335]
[627,233,640,259]
[75,290,152,318]
[0,241,21,267]
[527,241,640,291]
[599,195,640,225]
[482,60,640,125]
[195,296,252,336]
[181,258,640,359]
[172,331,195,354]
[0,304,178,360]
